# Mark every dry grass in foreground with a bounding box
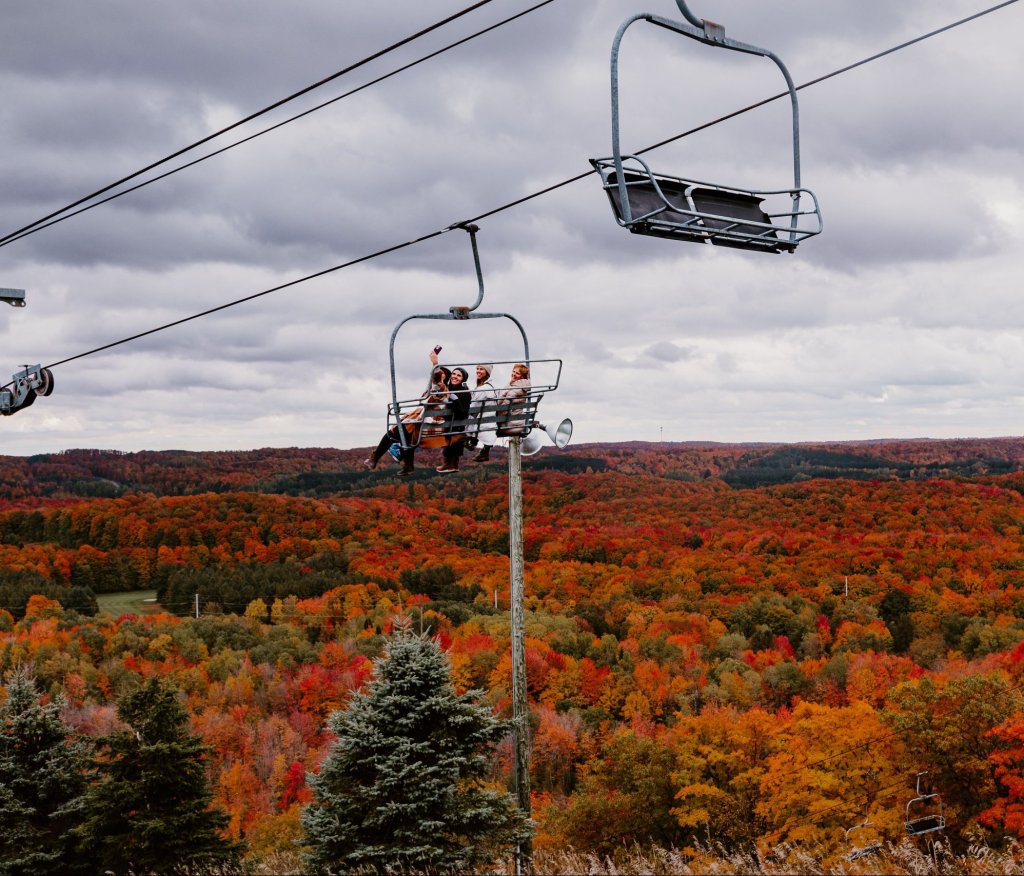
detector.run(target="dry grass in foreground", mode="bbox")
[528,840,1023,875]
[247,839,1024,874]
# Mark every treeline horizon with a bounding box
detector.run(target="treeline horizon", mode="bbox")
[4,436,1024,500]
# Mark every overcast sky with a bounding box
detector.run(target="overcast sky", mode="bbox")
[2,0,1022,455]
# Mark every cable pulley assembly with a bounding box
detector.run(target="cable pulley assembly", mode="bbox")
[0,365,55,416]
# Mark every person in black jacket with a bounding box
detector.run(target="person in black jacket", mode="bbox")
[436,366,472,473]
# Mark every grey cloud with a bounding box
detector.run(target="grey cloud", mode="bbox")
[644,340,696,362]
[3,0,1024,455]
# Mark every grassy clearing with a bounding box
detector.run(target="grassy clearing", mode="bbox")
[95,589,161,617]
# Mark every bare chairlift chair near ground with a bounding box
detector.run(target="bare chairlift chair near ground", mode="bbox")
[845,818,883,861]
[905,772,945,836]
[387,224,568,463]
[590,0,822,253]
[0,365,54,416]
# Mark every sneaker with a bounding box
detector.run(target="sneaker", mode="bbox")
[363,457,375,470]
[436,465,457,473]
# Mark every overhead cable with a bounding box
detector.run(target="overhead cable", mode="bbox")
[15,0,1021,381]
[0,0,559,250]
[0,0,499,247]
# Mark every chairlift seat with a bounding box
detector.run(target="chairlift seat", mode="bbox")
[848,842,882,861]
[389,365,558,450]
[905,814,945,836]
[592,161,808,253]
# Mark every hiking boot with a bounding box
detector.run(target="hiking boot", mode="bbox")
[472,446,490,462]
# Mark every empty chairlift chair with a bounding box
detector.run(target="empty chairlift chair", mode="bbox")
[591,0,822,253]
[905,772,945,837]
[845,819,883,861]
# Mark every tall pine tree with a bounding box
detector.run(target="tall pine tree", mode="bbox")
[75,677,237,875]
[0,667,91,876]
[303,629,528,873]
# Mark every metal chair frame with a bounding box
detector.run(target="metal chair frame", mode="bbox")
[591,0,822,252]
[845,818,883,861]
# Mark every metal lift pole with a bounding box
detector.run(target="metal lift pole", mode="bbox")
[508,435,533,873]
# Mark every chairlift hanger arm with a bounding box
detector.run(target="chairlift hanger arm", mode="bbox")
[609,8,803,195]
[447,223,485,316]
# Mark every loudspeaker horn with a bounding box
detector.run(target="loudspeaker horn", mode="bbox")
[520,418,573,457]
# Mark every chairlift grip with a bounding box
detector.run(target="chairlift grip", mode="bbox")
[444,222,485,315]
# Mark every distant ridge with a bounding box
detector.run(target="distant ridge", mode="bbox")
[2,437,1023,501]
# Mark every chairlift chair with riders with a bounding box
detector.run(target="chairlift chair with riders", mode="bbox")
[905,772,945,836]
[386,225,566,459]
[591,0,822,253]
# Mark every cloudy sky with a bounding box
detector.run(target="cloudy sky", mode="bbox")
[2,0,1022,455]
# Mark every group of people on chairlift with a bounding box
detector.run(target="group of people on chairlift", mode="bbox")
[365,349,532,476]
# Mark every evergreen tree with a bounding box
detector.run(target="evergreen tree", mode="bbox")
[302,629,528,873]
[75,677,237,875]
[0,666,92,876]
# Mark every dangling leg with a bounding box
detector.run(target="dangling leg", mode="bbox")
[398,446,416,476]
[438,437,464,473]
[473,427,495,462]
[365,429,398,470]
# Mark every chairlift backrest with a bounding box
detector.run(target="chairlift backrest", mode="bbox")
[591,0,822,252]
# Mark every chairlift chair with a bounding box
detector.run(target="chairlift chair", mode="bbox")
[387,225,563,455]
[905,772,945,836]
[845,819,883,861]
[591,0,822,252]
[0,364,54,416]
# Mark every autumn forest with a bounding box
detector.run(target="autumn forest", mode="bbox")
[5,438,1024,871]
